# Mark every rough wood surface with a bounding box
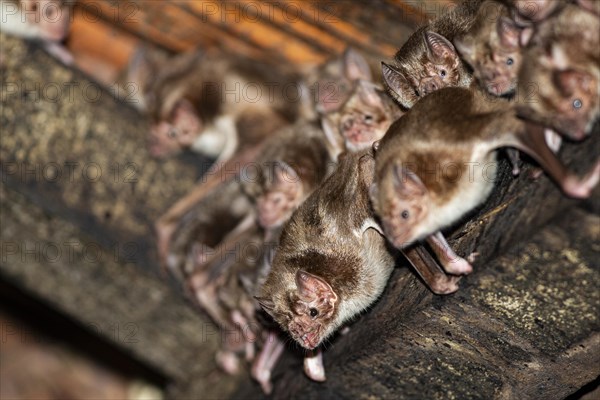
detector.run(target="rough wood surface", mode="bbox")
[237,209,600,399]
[1,34,599,399]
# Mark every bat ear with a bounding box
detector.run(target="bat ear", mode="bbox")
[295,270,338,305]
[553,69,590,97]
[393,165,427,197]
[424,31,457,62]
[269,160,302,197]
[356,80,384,108]
[497,16,521,49]
[381,62,413,108]
[343,47,373,82]
[254,296,276,315]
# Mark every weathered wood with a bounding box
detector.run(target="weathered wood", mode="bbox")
[236,208,600,399]
[0,185,241,399]
[1,34,211,273]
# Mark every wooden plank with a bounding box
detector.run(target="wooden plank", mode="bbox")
[182,0,328,64]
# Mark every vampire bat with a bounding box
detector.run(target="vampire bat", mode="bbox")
[381,0,483,109]
[454,0,531,96]
[256,150,397,351]
[321,80,404,156]
[370,87,600,272]
[143,50,304,159]
[515,4,600,142]
[241,119,335,233]
[166,177,255,281]
[1,0,74,64]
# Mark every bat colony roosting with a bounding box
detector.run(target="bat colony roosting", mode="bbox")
[4,0,598,394]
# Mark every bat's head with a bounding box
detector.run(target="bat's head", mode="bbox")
[253,161,304,230]
[147,99,202,158]
[384,31,465,109]
[322,80,402,153]
[455,14,526,97]
[370,163,429,249]
[519,42,599,141]
[257,268,339,350]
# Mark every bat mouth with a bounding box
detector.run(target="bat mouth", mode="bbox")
[296,327,321,349]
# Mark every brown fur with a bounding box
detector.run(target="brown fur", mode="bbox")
[454,1,527,96]
[516,4,600,140]
[258,151,396,349]
[321,80,404,155]
[383,0,482,108]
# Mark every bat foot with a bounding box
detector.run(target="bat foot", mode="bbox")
[443,256,473,276]
[429,275,461,295]
[216,351,240,375]
[251,364,273,395]
[562,160,600,199]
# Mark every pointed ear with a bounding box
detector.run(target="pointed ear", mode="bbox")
[269,160,301,194]
[453,37,474,59]
[553,70,590,97]
[497,16,521,49]
[343,47,372,81]
[296,270,338,304]
[382,62,413,106]
[356,80,384,109]
[424,31,457,62]
[254,296,276,315]
[393,165,427,197]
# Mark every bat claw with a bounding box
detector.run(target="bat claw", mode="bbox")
[429,275,461,295]
[216,351,240,375]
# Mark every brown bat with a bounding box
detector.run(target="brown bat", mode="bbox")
[242,119,335,233]
[381,0,482,109]
[454,0,531,97]
[165,177,256,281]
[370,86,600,273]
[321,80,404,156]
[515,4,600,142]
[143,50,304,159]
[0,0,74,64]
[255,150,396,374]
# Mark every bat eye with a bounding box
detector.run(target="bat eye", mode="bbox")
[364,114,373,123]
[440,69,447,78]
[309,308,319,318]
[401,210,410,219]
[506,58,514,66]
[168,128,178,138]
[573,99,583,109]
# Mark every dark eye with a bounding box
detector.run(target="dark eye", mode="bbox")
[364,114,373,123]
[440,69,447,78]
[401,210,410,219]
[506,58,514,66]
[573,99,583,109]
[309,308,318,318]
[168,128,178,138]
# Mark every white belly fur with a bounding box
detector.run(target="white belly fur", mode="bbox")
[190,115,238,161]
[416,145,498,240]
